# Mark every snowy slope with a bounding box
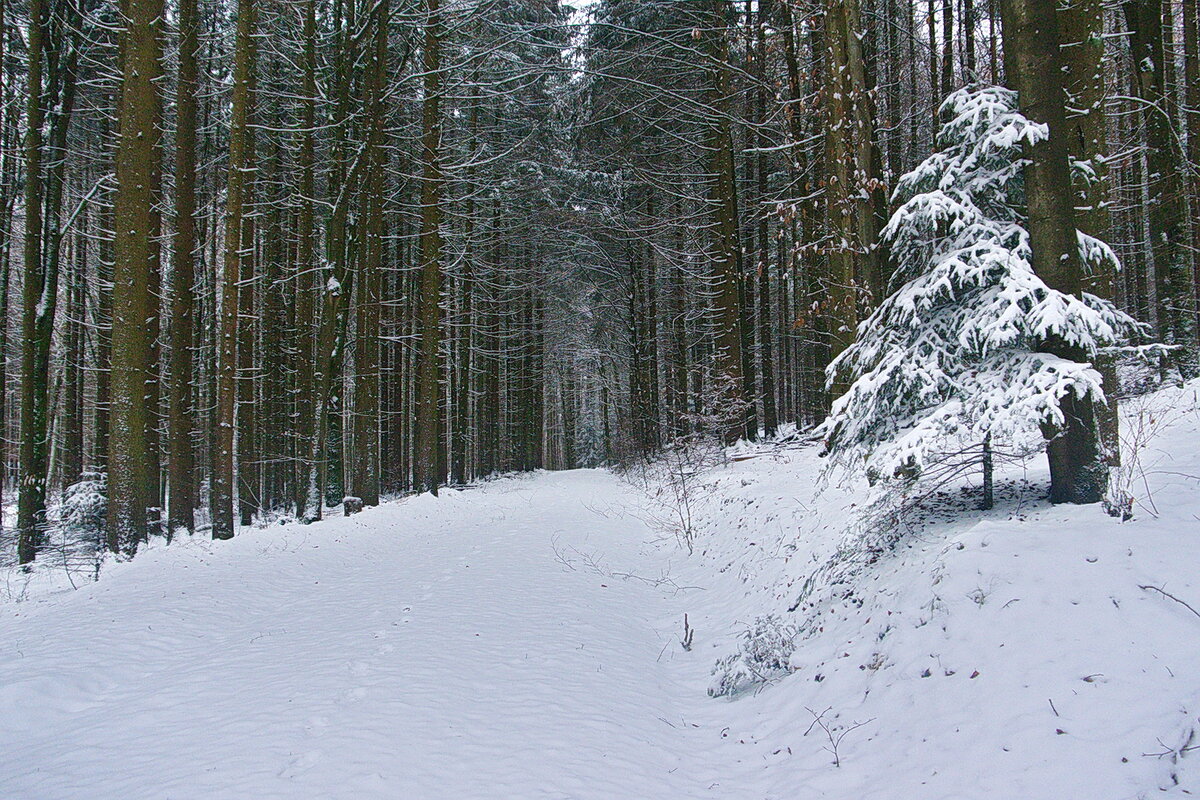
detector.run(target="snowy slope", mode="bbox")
[2,384,1199,799]
[662,381,1200,799]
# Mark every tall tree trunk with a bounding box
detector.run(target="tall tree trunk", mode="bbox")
[756,0,777,436]
[293,0,318,519]
[16,0,47,564]
[93,123,114,478]
[415,0,445,493]
[213,0,255,539]
[16,0,79,562]
[352,0,387,506]
[1123,0,1188,341]
[824,0,882,397]
[1060,0,1119,471]
[168,0,200,536]
[964,0,977,81]
[260,136,287,513]
[929,0,940,138]
[1001,0,1107,504]
[0,0,14,529]
[0,0,5,527]
[236,171,256,528]
[109,0,163,553]
[62,231,85,489]
[941,0,954,97]
[703,0,744,444]
[1182,0,1200,341]
[1060,0,1110,253]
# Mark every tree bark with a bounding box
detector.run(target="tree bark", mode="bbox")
[213,0,255,539]
[1060,0,1120,471]
[16,0,48,564]
[168,0,200,536]
[1123,0,1188,341]
[415,0,445,492]
[352,0,387,506]
[756,0,777,437]
[109,0,162,553]
[1001,0,1107,504]
[1183,0,1200,341]
[824,0,882,399]
[293,0,318,518]
[703,0,745,444]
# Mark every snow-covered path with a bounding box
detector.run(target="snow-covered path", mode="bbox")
[0,471,719,800]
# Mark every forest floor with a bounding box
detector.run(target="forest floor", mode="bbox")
[3,384,1200,799]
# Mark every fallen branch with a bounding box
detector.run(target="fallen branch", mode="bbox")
[1138,584,1200,620]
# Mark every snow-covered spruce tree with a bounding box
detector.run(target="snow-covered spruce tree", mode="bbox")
[821,86,1143,506]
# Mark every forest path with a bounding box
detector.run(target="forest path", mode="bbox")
[0,470,734,800]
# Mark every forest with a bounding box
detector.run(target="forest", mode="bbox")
[0,0,1193,563]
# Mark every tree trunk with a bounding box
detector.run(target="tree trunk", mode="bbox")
[1001,0,1107,504]
[1060,0,1120,472]
[62,231,85,489]
[213,0,255,539]
[293,0,318,519]
[1183,0,1200,342]
[415,0,445,493]
[928,0,940,138]
[964,0,977,81]
[941,0,954,98]
[1123,0,1188,341]
[756,0,777,437]
[703,0,745,444]
[168,0,200,536]
[824,0,881,397]
[109,0,162,553]
[352,0,387,506]
[16,0,47,564]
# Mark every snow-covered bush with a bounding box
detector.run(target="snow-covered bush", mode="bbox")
[60,472,107,552]
[708,614,796,697]
[37,471,111,583]
[821,86,1144,485]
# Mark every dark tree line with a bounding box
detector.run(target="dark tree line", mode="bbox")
[1,0,1197,564]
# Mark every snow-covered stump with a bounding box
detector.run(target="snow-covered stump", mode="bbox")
[343,496,364,516]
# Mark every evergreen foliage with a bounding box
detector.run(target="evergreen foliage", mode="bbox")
[822,87,1144,483]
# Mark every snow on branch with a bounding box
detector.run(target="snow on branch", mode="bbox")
[821,86,1146,484]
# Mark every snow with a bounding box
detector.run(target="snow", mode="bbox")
[3,383,1200,798]
[1,472,723,799]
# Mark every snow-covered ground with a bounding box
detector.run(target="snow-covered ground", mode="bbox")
[2,384,1199,799]
[0,471,721,798]
[665,381,1200,799]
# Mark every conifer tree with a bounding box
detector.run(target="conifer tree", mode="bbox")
[823,87,1142,505]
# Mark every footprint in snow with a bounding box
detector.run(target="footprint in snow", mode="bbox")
[279,749,322,778]
[338,686,368,704]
